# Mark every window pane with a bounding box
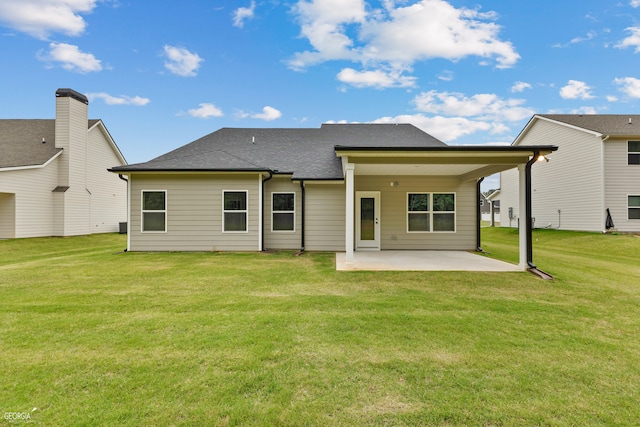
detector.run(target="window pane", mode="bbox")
[273,213,294,231]
[360,198,375,240]
[629,208,640,219]
[433,213,455,231]
[143,191,165,210]
[408,213,429,232]
[224,192,246,210]
[433,194,454,211]
[629,154,640,165]
[628,141,640,152]
[273,193,294,211]
[143,212,165,231]
[224,212,247,231]
[408,194,429,211]
[629,196,640,207]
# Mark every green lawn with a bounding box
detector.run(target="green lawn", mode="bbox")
[1,229,639,426]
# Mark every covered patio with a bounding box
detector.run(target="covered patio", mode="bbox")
[335,145,558,272]
[336,250,520,272]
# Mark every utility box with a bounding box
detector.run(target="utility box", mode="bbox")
[119,222,127,234]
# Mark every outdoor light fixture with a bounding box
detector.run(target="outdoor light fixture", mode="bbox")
[390,181,399,187]
[537,154,549,162]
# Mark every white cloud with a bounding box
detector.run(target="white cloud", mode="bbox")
[607,95,618,102]
[631,0,640,7]
[511,81,532,93]
[616,27,640,53]
[187,103,224,118]
[252,106,282,121]
[437,70,454,82]
[87,92,150,106]
[38,42,101,73]
[559,80,594,100]
[288,0,519,77]
[413,90,534,122]
[337,67,416,88]
[614,77,640,98]
[0,0,96,39]
[572,106,597,114]
[233,1,256,28]
[370,114,492,142]
[163,45,203,77]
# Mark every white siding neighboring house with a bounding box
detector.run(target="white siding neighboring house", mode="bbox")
[498,114,640,233]
[0,88,127,238]
[111,124,556,271]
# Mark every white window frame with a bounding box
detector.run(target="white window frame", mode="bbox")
[628,141,640,165]
[141,190,167,233]
[407,192,430,233]
[432,193,456,233]
[406,192,456,233]
[628,195,640,220]
[271,192,295,232]
[222,190,249,233]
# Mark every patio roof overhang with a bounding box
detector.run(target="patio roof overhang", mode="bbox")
[334,145,558,181]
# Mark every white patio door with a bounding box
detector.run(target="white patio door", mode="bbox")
[356,191,380,250]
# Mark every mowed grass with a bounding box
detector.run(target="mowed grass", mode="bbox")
[1,230,639,426]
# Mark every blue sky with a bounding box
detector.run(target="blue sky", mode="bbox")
[2,0,640,190]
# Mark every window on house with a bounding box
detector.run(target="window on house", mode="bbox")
[433,193,456,232]
[272,193,295,231]
[142,191,166,232]
[407,193,430,232]
[629,195,640,219]
[223,191,248,232]
[407,193,456,232]
[629,141,640,165]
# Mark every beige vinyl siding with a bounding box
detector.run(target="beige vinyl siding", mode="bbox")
[0,192,16,238]
[355,176,477,250]
[305,183,346,251]
[263,176,301,250]
[87,126,127,233]
[129,173,261,251]
[604,139,640,232]
[503,119,605,231]
[0,163,58,238]
[55,93,91,236]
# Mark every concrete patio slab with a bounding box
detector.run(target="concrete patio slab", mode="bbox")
[336,251,521,272]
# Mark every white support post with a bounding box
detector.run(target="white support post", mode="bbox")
[345,163,355,265]
[518,164,527,270]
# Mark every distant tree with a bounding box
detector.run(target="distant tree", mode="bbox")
[484,189,498,197]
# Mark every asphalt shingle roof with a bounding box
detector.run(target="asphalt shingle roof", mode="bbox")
[538,114,640,136]
[0,119,100,168]
[111,123,448,179]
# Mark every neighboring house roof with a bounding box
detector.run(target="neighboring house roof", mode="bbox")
[534,114,640,138]
[486,189,500,201]
[111,124,448,180]
[0,119,102,169]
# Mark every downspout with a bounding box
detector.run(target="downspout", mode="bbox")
[261,171,273,251]
[299,180,305,253]
[476,177,484,252]
[524,151,553,279]
[525,152,537,269]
